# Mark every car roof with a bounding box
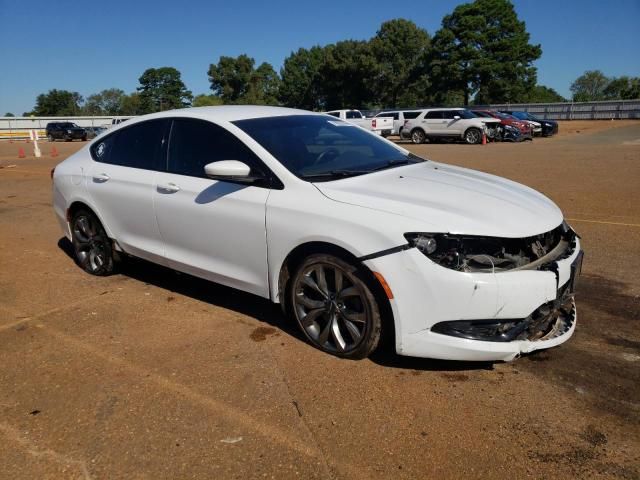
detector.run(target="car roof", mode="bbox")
[126,106,320,125]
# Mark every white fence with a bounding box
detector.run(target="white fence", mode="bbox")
[0,116,132,140]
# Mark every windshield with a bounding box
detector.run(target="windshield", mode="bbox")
[233,115,425,181]
[458,110,477,119]
[471,111,491,118]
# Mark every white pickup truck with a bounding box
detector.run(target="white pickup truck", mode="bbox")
[325,109,394,136]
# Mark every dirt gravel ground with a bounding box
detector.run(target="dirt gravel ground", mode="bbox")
[0,120,639,479]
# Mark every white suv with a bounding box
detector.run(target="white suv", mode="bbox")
[402,108,497,144]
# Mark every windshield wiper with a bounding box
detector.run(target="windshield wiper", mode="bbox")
[301,170,370,181]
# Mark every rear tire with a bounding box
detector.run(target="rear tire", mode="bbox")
[288,254,382,359]
[411,129,426,144]
[70,209,115,276]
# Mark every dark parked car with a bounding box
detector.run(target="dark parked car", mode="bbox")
[500,111,558,136]
[46,122,87,142]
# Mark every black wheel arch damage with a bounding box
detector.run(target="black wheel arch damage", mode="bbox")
[277,241,396,351]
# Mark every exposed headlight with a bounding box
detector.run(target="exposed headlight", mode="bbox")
[405,224,572,272]
[67,129,73,133]
[504,125,518,132]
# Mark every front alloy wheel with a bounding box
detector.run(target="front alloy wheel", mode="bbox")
[71,210,115,275]
[290,254,381,359]
[464,128,482,144]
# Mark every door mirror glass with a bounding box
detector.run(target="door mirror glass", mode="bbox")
[204,160,251,179]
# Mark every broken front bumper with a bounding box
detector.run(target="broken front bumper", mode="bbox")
[365,238,583,362]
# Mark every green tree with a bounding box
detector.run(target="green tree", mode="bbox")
[527,85,566,103]
[120,93,143,115]
[192,94,224,107]
[32,89,84,115]
[431,0,542,105]
[603,76,640,100]
[370,19,430,108]
[83,88,127,115]
[208,55,280,105]
[279,46,325,110]
[4,112,14,117]
[318,40,378,109]
[208,55,255,103]
[570,70,610,102]
[137,67,193,113]
[244,62,281,105]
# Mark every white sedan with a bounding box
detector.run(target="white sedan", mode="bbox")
[52,106,583,361]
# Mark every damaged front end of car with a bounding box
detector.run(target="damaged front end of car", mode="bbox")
[405,222,584,343]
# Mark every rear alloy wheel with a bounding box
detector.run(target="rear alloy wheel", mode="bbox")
[464,127,482,144]
[289,254,381,359]
[411,129,426,144]
[71,209,115,276]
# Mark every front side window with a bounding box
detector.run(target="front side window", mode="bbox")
[91,119,168,170]
[167,118,265,178]
[233,115,425,181]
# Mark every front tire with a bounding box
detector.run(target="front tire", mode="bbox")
[411,129,426,144]
[47,134,54,142]
[70,209,115,276]
[464,127,482,144]
[289,254,382,359]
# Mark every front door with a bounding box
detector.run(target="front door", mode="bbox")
[153,118,271,297]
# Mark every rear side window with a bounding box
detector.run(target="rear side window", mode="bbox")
[403,111,420,119]
[167,118,264,178]
[327,112,339,118]
[91,119,168,170]
[425,111,442,119]
[345,111,362,119]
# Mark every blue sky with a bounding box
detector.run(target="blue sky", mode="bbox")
[1,0,639,114]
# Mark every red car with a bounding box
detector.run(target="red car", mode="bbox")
[472,110,533,140]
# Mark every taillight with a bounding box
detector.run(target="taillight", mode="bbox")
[372,119,377,128]
[50,167,55,180]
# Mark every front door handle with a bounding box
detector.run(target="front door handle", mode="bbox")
[93,173,110,183]
[157,182,181,194]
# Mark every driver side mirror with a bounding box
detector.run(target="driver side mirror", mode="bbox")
[453,115,461,120]
[204,160,251,179]
[204,160,279,188]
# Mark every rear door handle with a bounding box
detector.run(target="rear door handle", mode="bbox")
[157,182,180,194]
[93,173,110,183]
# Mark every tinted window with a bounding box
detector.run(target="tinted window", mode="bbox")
[167,118,264,178]
[233,115,424,181]
[91,119,167,170]
[327,112,339,118]
[425,111,442,119]
[441,110,457,119]
[403,111,421,119]
[345,111,362,119]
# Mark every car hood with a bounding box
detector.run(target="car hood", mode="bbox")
[477,118,501,124]
[314,162,563,238]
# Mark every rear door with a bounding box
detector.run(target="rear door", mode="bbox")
[422,110,445,135]
[153,118,271,297]
[87,119,169,264]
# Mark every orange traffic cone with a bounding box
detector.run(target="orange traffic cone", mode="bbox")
[481,132,487,145]
[51,146,59,158]
[18,148,26,158]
